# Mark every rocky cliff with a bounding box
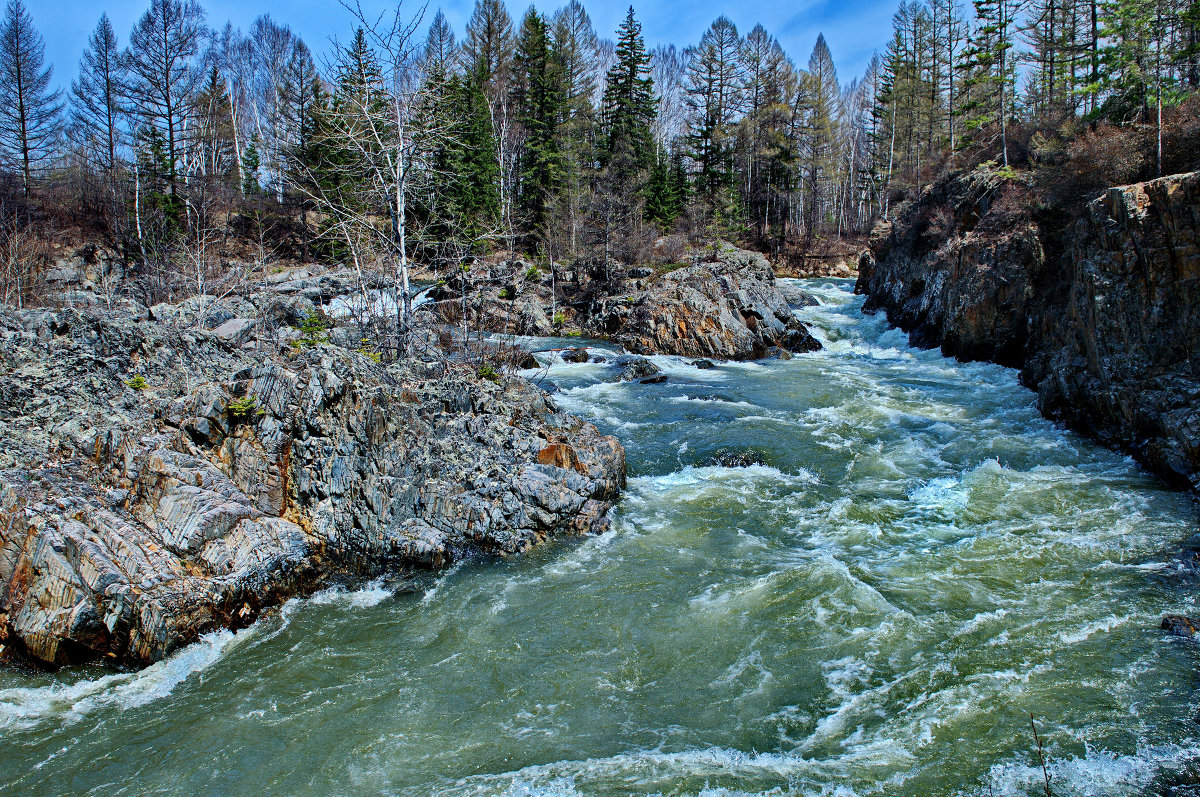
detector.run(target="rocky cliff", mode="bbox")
[857,167,1200,490]
[0,304,624,668]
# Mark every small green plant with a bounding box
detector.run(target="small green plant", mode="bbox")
[226,396,264,423]
[296,311,330,348]
[477,364,500,382]
[356,339,382,363]
[552,311,566,326]
[125,375,148,391]
[565,330,582,337]
[498,287,514,300]
[525,265,541,280]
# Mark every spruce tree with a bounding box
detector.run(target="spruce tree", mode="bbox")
[513,11,567,244]
[600,7,656,179]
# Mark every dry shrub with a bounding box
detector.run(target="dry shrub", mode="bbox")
[1161,94,1200,176]
[1043,122,1149,209]
[654,233,688,264]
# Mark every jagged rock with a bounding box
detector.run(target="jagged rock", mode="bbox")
[426,243,821,362]
[857,168,1200,492]
[589,247,822,359]
[517,353,542,370]
[0,306,626,669]
[211,318,258,346]
[561,348,589,363]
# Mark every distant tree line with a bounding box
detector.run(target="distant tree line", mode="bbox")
[1,0,1198,309]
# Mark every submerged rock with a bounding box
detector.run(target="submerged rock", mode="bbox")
[561,348,590,363]
[1162,616,1200,637]
[692,359,717,370]
[0,307,625,669]
[705,449,768,468]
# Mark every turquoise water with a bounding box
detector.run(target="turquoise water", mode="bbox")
[1,279,1197,796]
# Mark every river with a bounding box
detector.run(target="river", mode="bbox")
[1,279,1197,796]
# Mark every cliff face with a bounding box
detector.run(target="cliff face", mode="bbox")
[857,168,1200,490]
[0,306,625,668]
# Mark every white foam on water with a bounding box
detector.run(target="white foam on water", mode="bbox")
[0,629,243,732]
[441,744,902,797]
[307,578,394,609]
[984,740,1200,797]
[1056,614,1135,645]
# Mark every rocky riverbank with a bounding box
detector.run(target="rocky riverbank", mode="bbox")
[0,290,625,668]
[857,166,1200,491]
[426,243,821,360]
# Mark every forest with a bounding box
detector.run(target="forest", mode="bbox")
[1,0,1199,311]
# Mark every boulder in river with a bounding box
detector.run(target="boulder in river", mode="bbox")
[613,356,662,383]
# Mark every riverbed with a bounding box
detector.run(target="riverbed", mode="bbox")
[1,279,1197,796]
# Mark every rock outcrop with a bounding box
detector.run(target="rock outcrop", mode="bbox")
[427,244,821,360]
[587,247,822,359]
[857,167,1200,490]
[0,306,624,668]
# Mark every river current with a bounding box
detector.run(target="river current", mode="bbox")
[2,279,1198,796]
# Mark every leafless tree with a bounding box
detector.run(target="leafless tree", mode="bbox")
[0,0,62,196]
[124,0,205,204]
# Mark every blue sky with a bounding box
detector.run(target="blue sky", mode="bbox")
[37,0,896,94]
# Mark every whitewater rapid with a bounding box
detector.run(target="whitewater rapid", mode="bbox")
[1,279,1197,797]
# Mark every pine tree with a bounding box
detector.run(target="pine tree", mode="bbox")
[0,0,62,194]
[423,11,458,83]
[801,34,843,236]
[70,14,125,175]
[551,0,599,257]
[959,0,1017,165]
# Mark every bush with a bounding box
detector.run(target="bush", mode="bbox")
[296,311,330,347]
[477,364,500,382]
[525,265,541,281]
[125,375,148,391]
[226,395,264,423]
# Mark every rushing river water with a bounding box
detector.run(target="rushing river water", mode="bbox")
[2,279,1199,796]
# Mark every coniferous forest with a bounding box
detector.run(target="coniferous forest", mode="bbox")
[1,0,1199,307]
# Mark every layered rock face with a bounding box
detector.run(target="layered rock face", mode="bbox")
[428,244,821,360]
[0,309,624,668]
[857,168,1200,490]
[588,247,821,359]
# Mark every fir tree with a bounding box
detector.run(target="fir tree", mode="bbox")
[600,7,656,179]
[513,10,566,243]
